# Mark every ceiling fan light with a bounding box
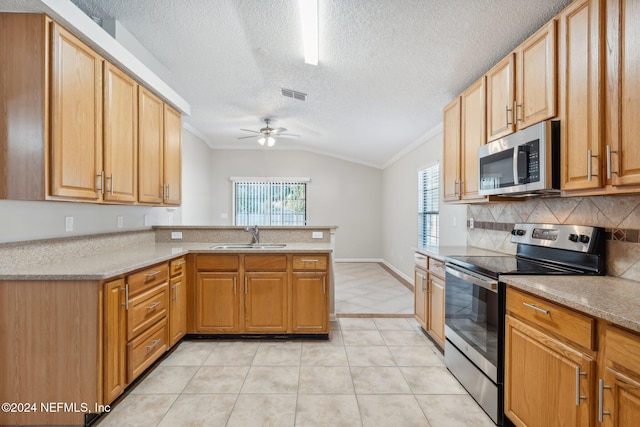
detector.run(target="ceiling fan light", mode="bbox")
[267,136,276,147]
[258,137,266,145]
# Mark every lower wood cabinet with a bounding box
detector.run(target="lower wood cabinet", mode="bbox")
[195,271,240,332]
[414,265,428,328]
[244,272,288,332]
[169,258,187,346]
[292,272,328,332]
[103,278,126,405]
[413,253,445,348]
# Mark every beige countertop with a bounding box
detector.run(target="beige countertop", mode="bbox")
[503,275,640,334]
[0,243,333,281]
[415,245,504,261]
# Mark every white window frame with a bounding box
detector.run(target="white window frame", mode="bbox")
[418,163,439,247]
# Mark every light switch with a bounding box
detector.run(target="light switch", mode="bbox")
[117,215,124,229]
[65,216,74,232]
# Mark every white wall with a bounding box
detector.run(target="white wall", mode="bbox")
[202,149,383,259]
[381,131,467,280]
[181,129,215,224]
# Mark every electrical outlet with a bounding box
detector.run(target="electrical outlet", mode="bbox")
[116,215,124,229]
[312,231,323,239]
[65,216,74,232]
[171,231,183,240]
[469,218,474,229]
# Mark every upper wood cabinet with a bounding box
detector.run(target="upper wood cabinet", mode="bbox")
[163,104,182,205]
[138,87,165,204]
[486,54,516,141]
[50,21,104,200]
[460,77,487,201]
[103,63,138,203]
[443,97,462,202]
[516,20,557,129]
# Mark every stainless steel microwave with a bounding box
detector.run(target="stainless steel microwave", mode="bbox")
[478,120,560,197]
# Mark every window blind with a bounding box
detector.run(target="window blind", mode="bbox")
[231,177,309,226]
[418,164,439,247]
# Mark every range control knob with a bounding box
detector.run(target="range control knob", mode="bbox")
[568,233,579,242]
[579,234,590,244]
[511,229,526,236]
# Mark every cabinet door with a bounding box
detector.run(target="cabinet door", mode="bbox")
[245,272,288,333]
[443,97,461,202]
[195,272,239,332]
[460,77,486,201]
[516,20,557,129]
[414,267,428,329]
[50,22,103,200]
[138,87,164,204]
[163,104,181,205]
[169,275,186,346]
[559,0,603,191]
[103,278,126,404]
[504,315,593,427]
[487,53,516,141]
[601,368,640,427]
[292,272,328,333]
[607,0,640,187]
[428,274,445,347]
[103,62,138,202]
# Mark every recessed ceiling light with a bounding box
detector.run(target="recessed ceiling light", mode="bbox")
[298,0,318,65]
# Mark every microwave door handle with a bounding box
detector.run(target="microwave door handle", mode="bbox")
[513,146,520,185]
[516,147,529,184]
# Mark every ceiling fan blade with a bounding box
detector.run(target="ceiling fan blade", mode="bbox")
[272,127,287,133]
[278,134,301,139]
[239,129,261,133]
[237,135,260,139]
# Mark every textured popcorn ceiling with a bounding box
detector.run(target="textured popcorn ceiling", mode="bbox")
[46,1,573,167]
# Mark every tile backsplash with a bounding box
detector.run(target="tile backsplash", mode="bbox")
[467,195,640,282]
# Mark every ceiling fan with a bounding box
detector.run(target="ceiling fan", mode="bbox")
[238,118,300,146]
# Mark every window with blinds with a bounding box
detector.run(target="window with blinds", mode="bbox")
[232,177,308,226]
[418,164,439,247]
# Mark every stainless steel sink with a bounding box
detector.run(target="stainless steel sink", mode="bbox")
[210,243,286,249]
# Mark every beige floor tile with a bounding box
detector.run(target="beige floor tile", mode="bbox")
[160,341,217,366]
[416,394,495,427]
[241,366,299,393]
[345,345,396,366]
[97,394,178,427]
[252,341,302,366]
[226,394,297,427]
[301,342,349,366]
[131,366,199,394]
[388,346,444,367]
[298,366,355,394]
[357,395,431,427]
[327,329,344,345]
[400,367,467,394]
[338,318,378,330]
[156,394,237,427]
[183,366,249,394]
[350,367,412,394]
[380,330,432,347]
[202,341,260,366]
[342,330,385,346]
[373,318,415,330]
[295,394,362,427]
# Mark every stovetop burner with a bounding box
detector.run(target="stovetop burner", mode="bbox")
[445,255,584,280]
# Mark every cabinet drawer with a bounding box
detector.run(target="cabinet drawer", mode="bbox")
[428,258,445,278]
[244,254,287,271]
[293,255,327,271]
[127,318,168,382]
[170,257,186,277]
[196,255,239,271]
[127,263,169,296]
[506,287,595,350]
[605,325,640,376]
[414,253,428,269]
[128,283,169,340]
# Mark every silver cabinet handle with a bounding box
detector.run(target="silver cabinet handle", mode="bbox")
[514,101,522,123]
[123,284,129,310]
[522,302,549,314]
[506,105,513,126]
[165,184,170,200]
[301,259,320,263]
[575,366,587,406]
[587,149,598,182]
[174,260,186,267]
[245,277,248,294]
[322,276,326,294]
[146,339,161,351]
[606,145,618,180]
[106,173,114,195]
[146,271,161,278]
[454,180,458,197]
[233,276,237,295]
[146,301,161,311]
[96,171,105,194]
[598,379,611,422]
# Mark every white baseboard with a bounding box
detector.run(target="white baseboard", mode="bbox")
[334,258,384,263]
[380,259,413,284]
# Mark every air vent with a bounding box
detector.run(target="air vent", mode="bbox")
[281,88,307,102]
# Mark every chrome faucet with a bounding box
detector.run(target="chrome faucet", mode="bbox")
[244,225,259,244]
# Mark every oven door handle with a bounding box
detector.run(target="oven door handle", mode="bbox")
[445,266,498,293]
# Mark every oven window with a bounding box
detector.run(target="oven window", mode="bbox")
[480,148,515,190]
[445,271,499,367]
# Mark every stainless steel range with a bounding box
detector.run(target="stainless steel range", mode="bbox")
[444,223,606,425]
